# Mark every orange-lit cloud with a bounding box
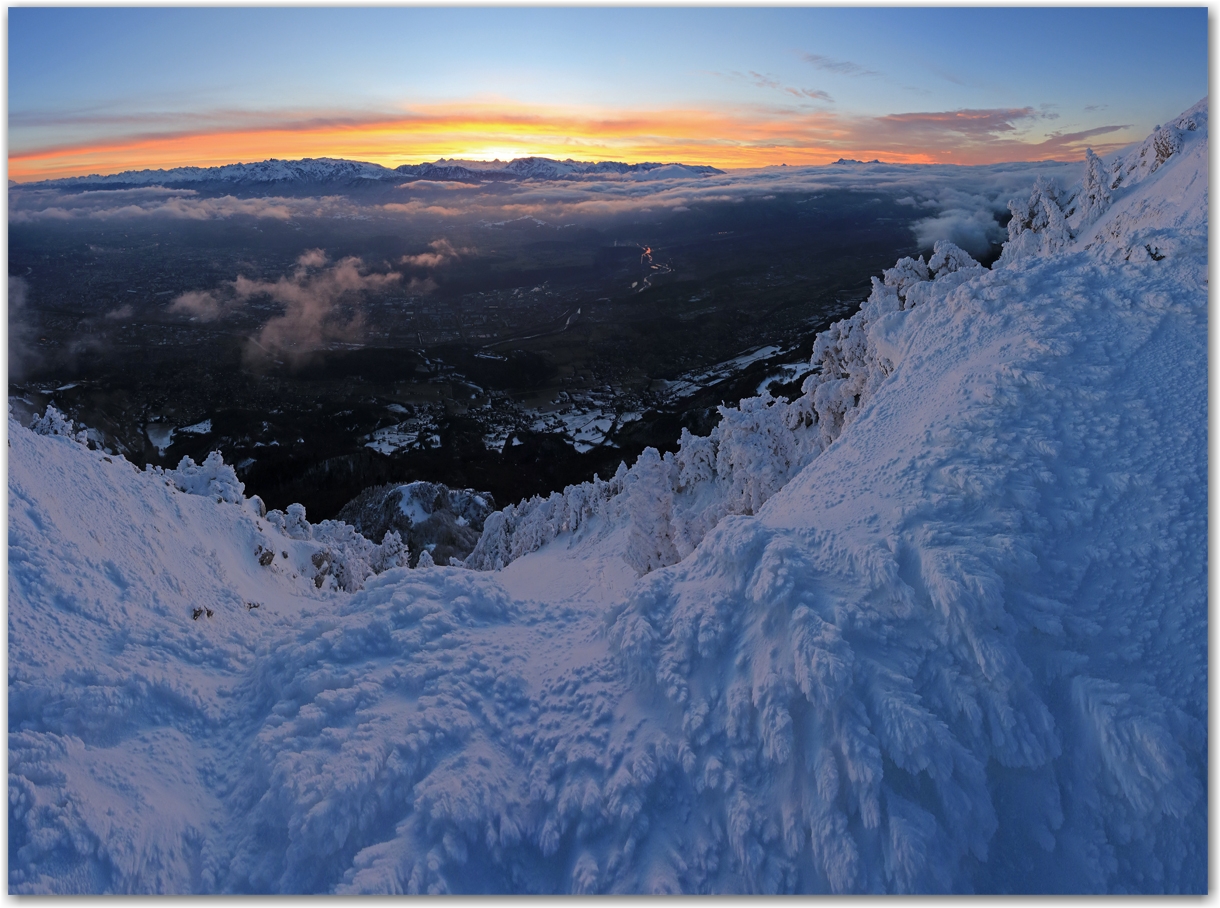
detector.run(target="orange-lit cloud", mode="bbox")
[170,250,403,363]
[8,99,1134,182]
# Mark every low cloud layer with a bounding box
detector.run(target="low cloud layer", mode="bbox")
[386,158,1086,255]
[15,154,1091,267]
[9,185,358,222]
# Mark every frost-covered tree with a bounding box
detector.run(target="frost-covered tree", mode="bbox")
[376,530,407,572]
[1072,148,1113,226]
[880,255,931,308]
[1001,177,1072,261]
[624,447,679,574]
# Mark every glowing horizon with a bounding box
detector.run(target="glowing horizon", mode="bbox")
[9,7,1207,183]
[6,100,1144,183]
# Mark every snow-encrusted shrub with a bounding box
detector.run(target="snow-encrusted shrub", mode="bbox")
[712,390,818,515]
[266,502,410,592]
[267,502,311,539]
[927,240,981,278]
[29,404,88,445]
[879,255,930,307]
[310,519,400,592]
[163,451,245,504]
[1001,177,1071,261]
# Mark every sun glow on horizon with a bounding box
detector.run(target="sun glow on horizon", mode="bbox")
[7,98,1141,183]
[8,8,1205,184]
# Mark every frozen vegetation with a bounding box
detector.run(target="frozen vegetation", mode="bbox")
[7,101,1208,893]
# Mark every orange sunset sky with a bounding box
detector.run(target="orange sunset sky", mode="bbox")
[9,8,1207,182]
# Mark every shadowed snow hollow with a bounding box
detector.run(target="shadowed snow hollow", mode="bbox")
[8,99,1207,894]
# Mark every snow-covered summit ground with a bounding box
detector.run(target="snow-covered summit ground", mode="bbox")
[8,99,1207,893]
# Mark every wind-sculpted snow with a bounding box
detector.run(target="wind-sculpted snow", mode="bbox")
[602,240,1207,891]
[8,100,1207,893]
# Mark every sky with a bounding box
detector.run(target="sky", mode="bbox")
[7,6,1209,181]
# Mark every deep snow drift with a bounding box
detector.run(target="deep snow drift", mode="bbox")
[8,100,1208,894]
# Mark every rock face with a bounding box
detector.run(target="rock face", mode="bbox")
[336,480,496,566]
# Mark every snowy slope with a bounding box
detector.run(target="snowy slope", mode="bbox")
[8,100,1208,894]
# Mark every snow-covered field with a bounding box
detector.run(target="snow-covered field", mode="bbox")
[7,101,1208,894]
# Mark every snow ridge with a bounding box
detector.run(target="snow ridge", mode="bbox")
[8,99,1208,894]
[24,156,724,189]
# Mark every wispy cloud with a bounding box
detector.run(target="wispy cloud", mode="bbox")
[786,88,834,103]
[1021,123,1132,157]
[801,53,878,77]
[926,64,967,87]
[746,71,781,91]
[710,71,834,105]
[104,303,134,320]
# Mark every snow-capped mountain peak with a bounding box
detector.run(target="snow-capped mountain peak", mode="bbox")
[23,155,725,189]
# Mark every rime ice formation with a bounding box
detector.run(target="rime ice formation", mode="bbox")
[8,100,1207,894]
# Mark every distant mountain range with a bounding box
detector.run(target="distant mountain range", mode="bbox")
[24,156,725,189]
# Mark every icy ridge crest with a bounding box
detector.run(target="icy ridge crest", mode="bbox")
[466,238,985,574]
[467,99,1208,577]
